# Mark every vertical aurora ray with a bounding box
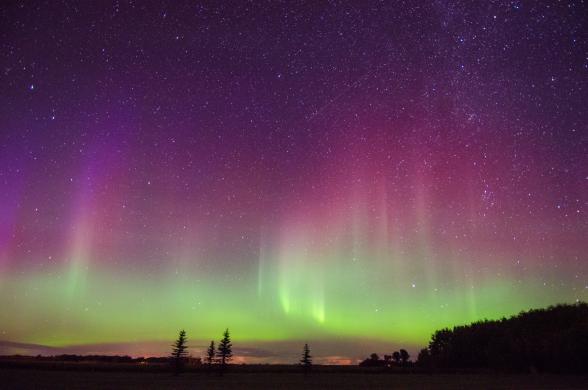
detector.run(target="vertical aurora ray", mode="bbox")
[65,190,93,299]
[63,139,127,299]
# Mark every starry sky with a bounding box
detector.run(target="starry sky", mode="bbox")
[0,1,587,364]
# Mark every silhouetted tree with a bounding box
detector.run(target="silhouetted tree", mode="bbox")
[399,349,410,365]
[417,348,431,369]
[384,354,392,366]
[370,353,379,361]
[428,328,453,366]
[392,351,401,365]
[217,328,233,374]
[300,343,312,373]
[170,329,188,375]
[206,340,215,367]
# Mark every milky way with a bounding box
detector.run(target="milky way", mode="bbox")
[0,1,586,363]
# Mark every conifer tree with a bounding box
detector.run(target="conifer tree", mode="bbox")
[206,340,216,366]
[217,328,233,374]
[300,343,312,373]
[170,329,188,375]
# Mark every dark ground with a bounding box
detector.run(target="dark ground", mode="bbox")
[2,368,588,389]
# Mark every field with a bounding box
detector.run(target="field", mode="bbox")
[2,368,588,389]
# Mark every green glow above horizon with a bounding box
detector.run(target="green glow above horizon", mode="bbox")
[2,253,582,351]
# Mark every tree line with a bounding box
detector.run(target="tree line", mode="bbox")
[416,302,588,373]
[359,349,412,367]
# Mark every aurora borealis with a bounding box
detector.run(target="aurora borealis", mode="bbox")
[0,1,587,364]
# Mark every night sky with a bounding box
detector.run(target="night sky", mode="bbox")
[0,1,587,364]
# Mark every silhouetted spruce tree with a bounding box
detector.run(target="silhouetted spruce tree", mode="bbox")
[392,351,401,365]
[206,340,216,367]
[170,329,188,375]
[300,343,312,373]
[400,349,410,366]
[217,328,233,374]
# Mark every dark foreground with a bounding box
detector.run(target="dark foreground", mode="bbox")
[2,368,588,389]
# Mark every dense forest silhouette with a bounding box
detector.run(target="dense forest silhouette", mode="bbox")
[416,303,588,373]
